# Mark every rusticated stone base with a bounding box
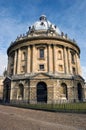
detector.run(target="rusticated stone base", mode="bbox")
[3,73,85,104]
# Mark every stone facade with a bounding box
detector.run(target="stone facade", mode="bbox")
[3,15,85,103]
[0,76,4,101]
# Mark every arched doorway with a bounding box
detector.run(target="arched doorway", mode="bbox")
[18,84,24,100]
[37,82,47,103]
[5,85,10,103]
[77,83,82,101]
[61,83,68,99]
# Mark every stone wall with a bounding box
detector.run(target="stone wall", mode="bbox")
[0,76,4,100]
[9,76,86,104]
[7,38,81,77]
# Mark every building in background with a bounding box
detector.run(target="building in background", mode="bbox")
[3,15,86,103]
[0,76,5,101]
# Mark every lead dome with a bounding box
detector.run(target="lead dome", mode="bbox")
[28,15,61,34]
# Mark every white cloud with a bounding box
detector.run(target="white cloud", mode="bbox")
[0,52,7,75]
[82,66,86,81]
[0,6,39,76]
[0,8,31,75]
[0,2,86,80]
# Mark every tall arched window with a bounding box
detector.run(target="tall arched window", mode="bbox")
[39,48,44,58]
[61,83,68,99]
[58,50,62,60]
[10,54,15,75]
[71,52,75,63]
[21,50,27,73]
[18,84,24,100]
[72,67,76,75]
[77,83,82,101]
[22,51,26,61]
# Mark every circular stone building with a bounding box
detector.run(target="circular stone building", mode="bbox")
[3,15,85,103]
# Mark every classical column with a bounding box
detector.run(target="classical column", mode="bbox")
[53,45,57,73]
[47,45,49,72]
[75,53,78,74]
[30,45,33,73]
[27,46,31,73]
[17,49,21,74]
[63,47,69,74]
[75,53,82,75]
[13,50,17,75]
[48,45,53,73]
[23,85,29,102]
[7,56,11,75]
[10,82,14,100]
[67,48,71,74]
[32,45,36,73]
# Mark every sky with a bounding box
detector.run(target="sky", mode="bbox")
[0,0,86,80]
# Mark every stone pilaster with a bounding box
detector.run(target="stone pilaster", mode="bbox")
[29,86,36,104]
[53,45,57,73]
[67,87,73,100]
[48,45,53,73]
[47,45,49,72]
[76,53,82,75]
[10,81,13,100]
[13,50,17,75]
[30,45,33,73]
[24,85,29,102]
[67,48,71,74]
[75,53,78,75]
[17,49,21,74]
[63,47,69,74]
[47,86,53,103]
[7,56,11,75]
[27,46,31,73]
[32,45,36,73]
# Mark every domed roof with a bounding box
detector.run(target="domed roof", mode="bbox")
[29,15,61,34]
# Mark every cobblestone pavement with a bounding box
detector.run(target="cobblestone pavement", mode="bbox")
[0,105,86,130]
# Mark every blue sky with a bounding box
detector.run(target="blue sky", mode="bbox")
[0,0,86,80]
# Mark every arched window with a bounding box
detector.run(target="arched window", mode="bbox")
[77,83,82,101]
[58,50,62,60]
[39,48,44,58]
[10,54,15,75]
[71,52,75,63]
[22,51,26,61]
[21,50,27,73]
[72,67,76,75]
[61,83,68,99]
[18,84,24,100]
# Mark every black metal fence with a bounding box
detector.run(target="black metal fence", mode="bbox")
[2,99,86,113]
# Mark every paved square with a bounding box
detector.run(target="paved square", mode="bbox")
[0,105,86,130]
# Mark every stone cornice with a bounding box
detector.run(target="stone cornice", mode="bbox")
[7,35,80,55]
[10,73,84,82]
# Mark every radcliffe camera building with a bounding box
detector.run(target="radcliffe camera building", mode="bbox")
[3,15,86,103]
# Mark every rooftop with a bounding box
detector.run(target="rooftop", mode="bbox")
[8,15,78,51]
[28,15,61,34]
